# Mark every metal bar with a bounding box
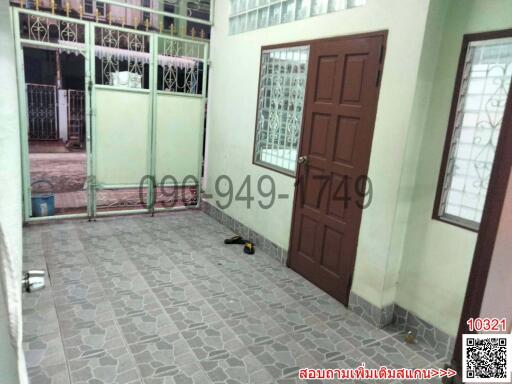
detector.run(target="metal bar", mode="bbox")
[157,182,200,187]
[196,42,209,207]
[153,206,200,213]
[89,23,98,218]
[15,7,88,24]
[16,6,210,46]
[84,21,94,219]
[156,90,203,98]
[95,208,150,217]
[13,8,32,220]
[93,21,153,37]
[93,84,151,94]
[25,206,200,222]
[20,38,86,52]
[26,213,89,223]
[147,31,159,214]
[157,32,208,48]
[97,0,213,26]
[146,32,157,213]
[96,183,149,189]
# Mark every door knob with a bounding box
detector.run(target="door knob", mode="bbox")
[297,156,308,164]
[22,270,46,293]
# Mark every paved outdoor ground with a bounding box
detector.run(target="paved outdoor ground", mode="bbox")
[30,152,87,193]
[29,151,196,214]
[22,211,446,383]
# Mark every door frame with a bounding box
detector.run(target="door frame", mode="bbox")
[451,29,512,379]
[285,30,388,305]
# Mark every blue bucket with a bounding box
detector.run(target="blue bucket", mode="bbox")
[31,180,55,217]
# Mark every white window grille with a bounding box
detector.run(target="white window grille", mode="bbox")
[254,46,309,175]
[229,0,366,35]
[438,37,512,230]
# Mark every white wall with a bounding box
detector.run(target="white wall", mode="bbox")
[205,0,432,309]
[395,0,512,336]
[0,3,25,384]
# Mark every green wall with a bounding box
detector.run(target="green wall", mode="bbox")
[0,2,24,383]
[205,0,432,309]
[395,0,512,336]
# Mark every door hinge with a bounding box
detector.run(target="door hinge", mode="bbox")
[379,44,385,64]
[376,69,382,87]
[347,272,353,293]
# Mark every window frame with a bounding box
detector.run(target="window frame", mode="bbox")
[83,0,106,17]
[433,29,512,232]
[252,41,311,177]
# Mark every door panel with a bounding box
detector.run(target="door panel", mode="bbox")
[155,94,203,183]
[95,88,150,186]
[289,33,385,305]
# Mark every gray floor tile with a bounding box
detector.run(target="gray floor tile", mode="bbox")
[101,272,150,296]
[61,319,124,360]
[52,280,105,308]
[224,311,286,347]
[164,298,222,331]
[56,295,114,324]
[128,333,196,375]
[48,263,97,287]
[24,331,66,369]
[207,291,260,320]
[199,347,274,384]
[266,301,322,335]
[27,363,71,384]
[359,336,432,369]
[23,290,60,339]
[68,345,142,384]
[137,361,210,384]
[138,265,188,288]
[22,212,443,384]
[117,308,179,345]
[151,281,203,308]
[109,288,162,317]
[247,334,317,381]
[181,320,245,360]
[300,293,351,323]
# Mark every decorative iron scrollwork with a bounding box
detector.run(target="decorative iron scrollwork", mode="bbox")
[21,13,84,44]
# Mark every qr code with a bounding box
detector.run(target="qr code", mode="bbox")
[463,334,512,382]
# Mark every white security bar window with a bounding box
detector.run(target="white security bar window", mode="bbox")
[437,37,512,230]
[254,46,309,175]
[229,0,366,35]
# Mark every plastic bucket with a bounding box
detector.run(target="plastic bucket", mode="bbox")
[31,180,55,217]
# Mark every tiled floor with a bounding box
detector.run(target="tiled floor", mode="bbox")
[22,211,446,383]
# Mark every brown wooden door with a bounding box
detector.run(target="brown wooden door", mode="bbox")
[288,33,386,305]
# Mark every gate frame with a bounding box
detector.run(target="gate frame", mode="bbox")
[151,33,209,215]
[13,7,92,222]
[12,6,209,223]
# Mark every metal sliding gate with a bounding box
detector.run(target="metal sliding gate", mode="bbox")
[13,7,209,222]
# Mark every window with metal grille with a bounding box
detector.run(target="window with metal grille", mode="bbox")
[84,0,105,16]
[253,45,309,175]
[229,0,366,35]
[435,36,512,230]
